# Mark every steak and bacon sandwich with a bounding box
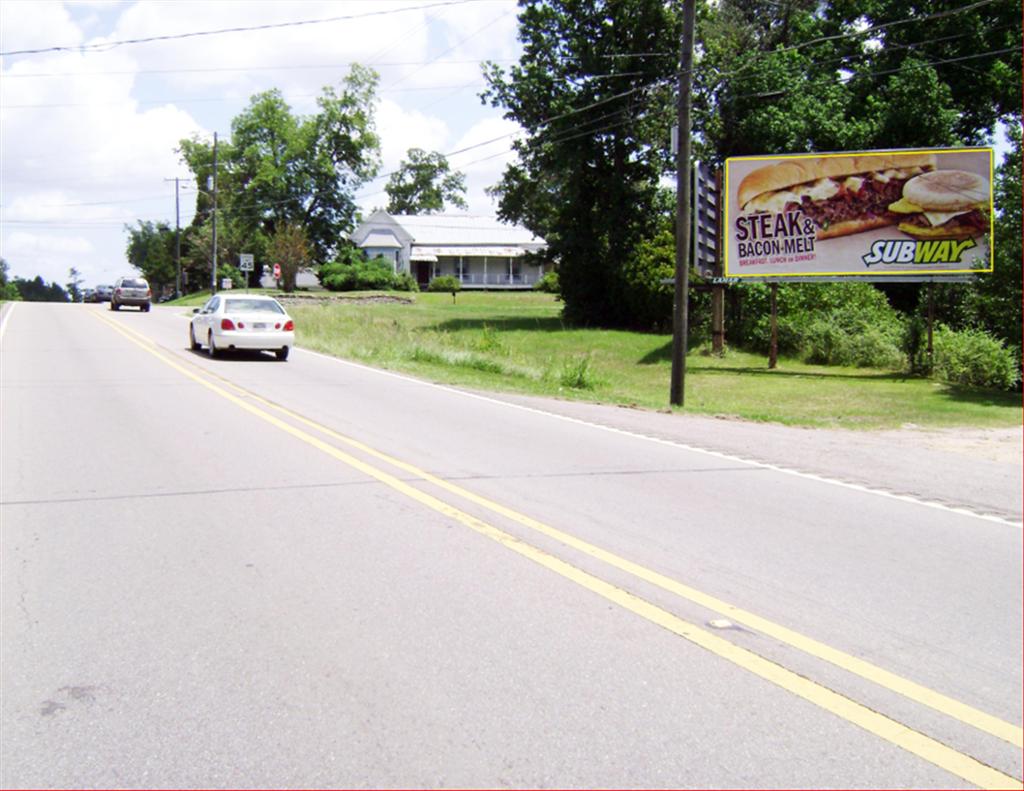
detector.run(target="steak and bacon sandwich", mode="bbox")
[887,169,990,240]
[737,153,937,240]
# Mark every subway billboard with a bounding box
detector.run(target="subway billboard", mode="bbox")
[723,148,993,278]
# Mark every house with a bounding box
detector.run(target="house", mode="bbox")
[349,211,547,290]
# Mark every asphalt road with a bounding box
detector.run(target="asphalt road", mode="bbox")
[2,301,1021,789]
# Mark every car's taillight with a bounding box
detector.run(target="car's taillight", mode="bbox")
[221,318,236,330]
[146,289,152,297]
[114,288,122,295]
[283,320,294,332]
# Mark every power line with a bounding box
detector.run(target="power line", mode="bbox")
[5,59,520,80]
[0,0,501,57]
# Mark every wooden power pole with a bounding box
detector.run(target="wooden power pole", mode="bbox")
[670,0,697,407]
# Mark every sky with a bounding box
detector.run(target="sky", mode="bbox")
[1,0,526,289]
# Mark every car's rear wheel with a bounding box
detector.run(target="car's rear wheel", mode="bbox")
[142,304,150,312]
[275,346,289,361]
[189,325,200,351]
[208,332,219,358]
[110,301,119,311]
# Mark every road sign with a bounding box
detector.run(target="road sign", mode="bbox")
[273,263,281,279]
[239,253,254,272]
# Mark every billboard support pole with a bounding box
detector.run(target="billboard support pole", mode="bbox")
[927,282,935,370]
[670,0,696,407]
[768,282,779,369]
[712,170,725,355]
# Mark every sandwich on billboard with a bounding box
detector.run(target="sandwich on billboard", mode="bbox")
[724,148,993,279]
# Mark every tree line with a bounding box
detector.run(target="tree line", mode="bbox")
[125,65,469,297]
[119,0,1019,381]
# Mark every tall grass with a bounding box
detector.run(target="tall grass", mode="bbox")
[286,292,1020,429]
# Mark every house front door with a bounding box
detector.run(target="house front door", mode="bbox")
[414,261,431,289]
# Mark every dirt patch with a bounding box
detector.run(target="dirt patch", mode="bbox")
[872,426,1022,464]
[277,293,414,305]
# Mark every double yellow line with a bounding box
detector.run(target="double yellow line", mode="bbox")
[95,312,1023,789]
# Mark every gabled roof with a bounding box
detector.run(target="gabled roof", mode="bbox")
[351,211,545,249]
[390,214,544,247]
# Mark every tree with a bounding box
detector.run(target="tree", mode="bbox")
[925,124,1023,353]
[65,267,84,302]
[125,221,176,294]
[386,149,468,214]
[482,0,680,328]
[1,258,22,301]
[267,223,310,293]
[177,64,381,266]
[14,276,67,302]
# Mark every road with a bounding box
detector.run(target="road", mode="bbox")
[2,300,1021,789]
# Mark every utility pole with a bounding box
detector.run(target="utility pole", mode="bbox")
[211,131,219,294]
[164,177,182,297]
[670,1,696,407]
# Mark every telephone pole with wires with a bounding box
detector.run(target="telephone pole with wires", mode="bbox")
[210,131,219,294]
[670,1,696,407]
[163,177,183,297]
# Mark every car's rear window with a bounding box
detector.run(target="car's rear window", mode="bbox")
[122,279,148,288]
[224,299,284,314]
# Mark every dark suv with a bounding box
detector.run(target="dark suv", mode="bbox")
[110,277,152,311]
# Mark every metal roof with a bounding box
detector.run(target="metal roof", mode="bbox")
[389,214,545,247]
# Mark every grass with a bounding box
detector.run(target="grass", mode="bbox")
[172,289,1021,430]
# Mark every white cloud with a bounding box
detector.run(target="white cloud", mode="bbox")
[1,0,524,286]
[0,0,81,54]
[447,116,522,213]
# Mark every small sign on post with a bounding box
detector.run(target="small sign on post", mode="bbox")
[239,254,254,292]
[273,263,282,280]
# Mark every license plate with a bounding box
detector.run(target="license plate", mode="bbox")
[253,322,268,329]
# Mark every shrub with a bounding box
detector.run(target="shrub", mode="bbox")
[393,273,419,292]
[559,354,596,390]
[802,315,904,369]
[931,325,1021,390]
[320,256,397,292]
[740,282,906,368]
[533,271,560,294]
[619,231,674,330]
[428,275,461,294]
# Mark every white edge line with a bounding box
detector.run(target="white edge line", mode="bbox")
[167,310,1019,530]
[291,345,1022,530]
[0,302,16,342]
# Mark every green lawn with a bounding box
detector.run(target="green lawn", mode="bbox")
[166,289,1020,429]
[256,290,1021,430]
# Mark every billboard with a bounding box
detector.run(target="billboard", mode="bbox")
[724,148,993,279]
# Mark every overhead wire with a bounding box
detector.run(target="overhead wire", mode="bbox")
[5,0,1012,228]
[0,0,503,57]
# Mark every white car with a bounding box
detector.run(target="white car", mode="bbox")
[190,294,294,360]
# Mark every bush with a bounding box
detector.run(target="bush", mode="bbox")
[619,231,673,330]
[740,282,906,368]
[533,271,560,294]
[932,325,1021,390]
[559,354,596,390]
[393,273,419,292]
[801,315,904,369]
[320,256,399,292]
[428,275,461,294]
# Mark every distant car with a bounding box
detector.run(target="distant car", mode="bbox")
[190,294,294,361]
[81,288,96,303]
[110,277,151,311]
[94,285,113,302]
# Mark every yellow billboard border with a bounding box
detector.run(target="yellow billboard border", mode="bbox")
[722,147,995,279]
